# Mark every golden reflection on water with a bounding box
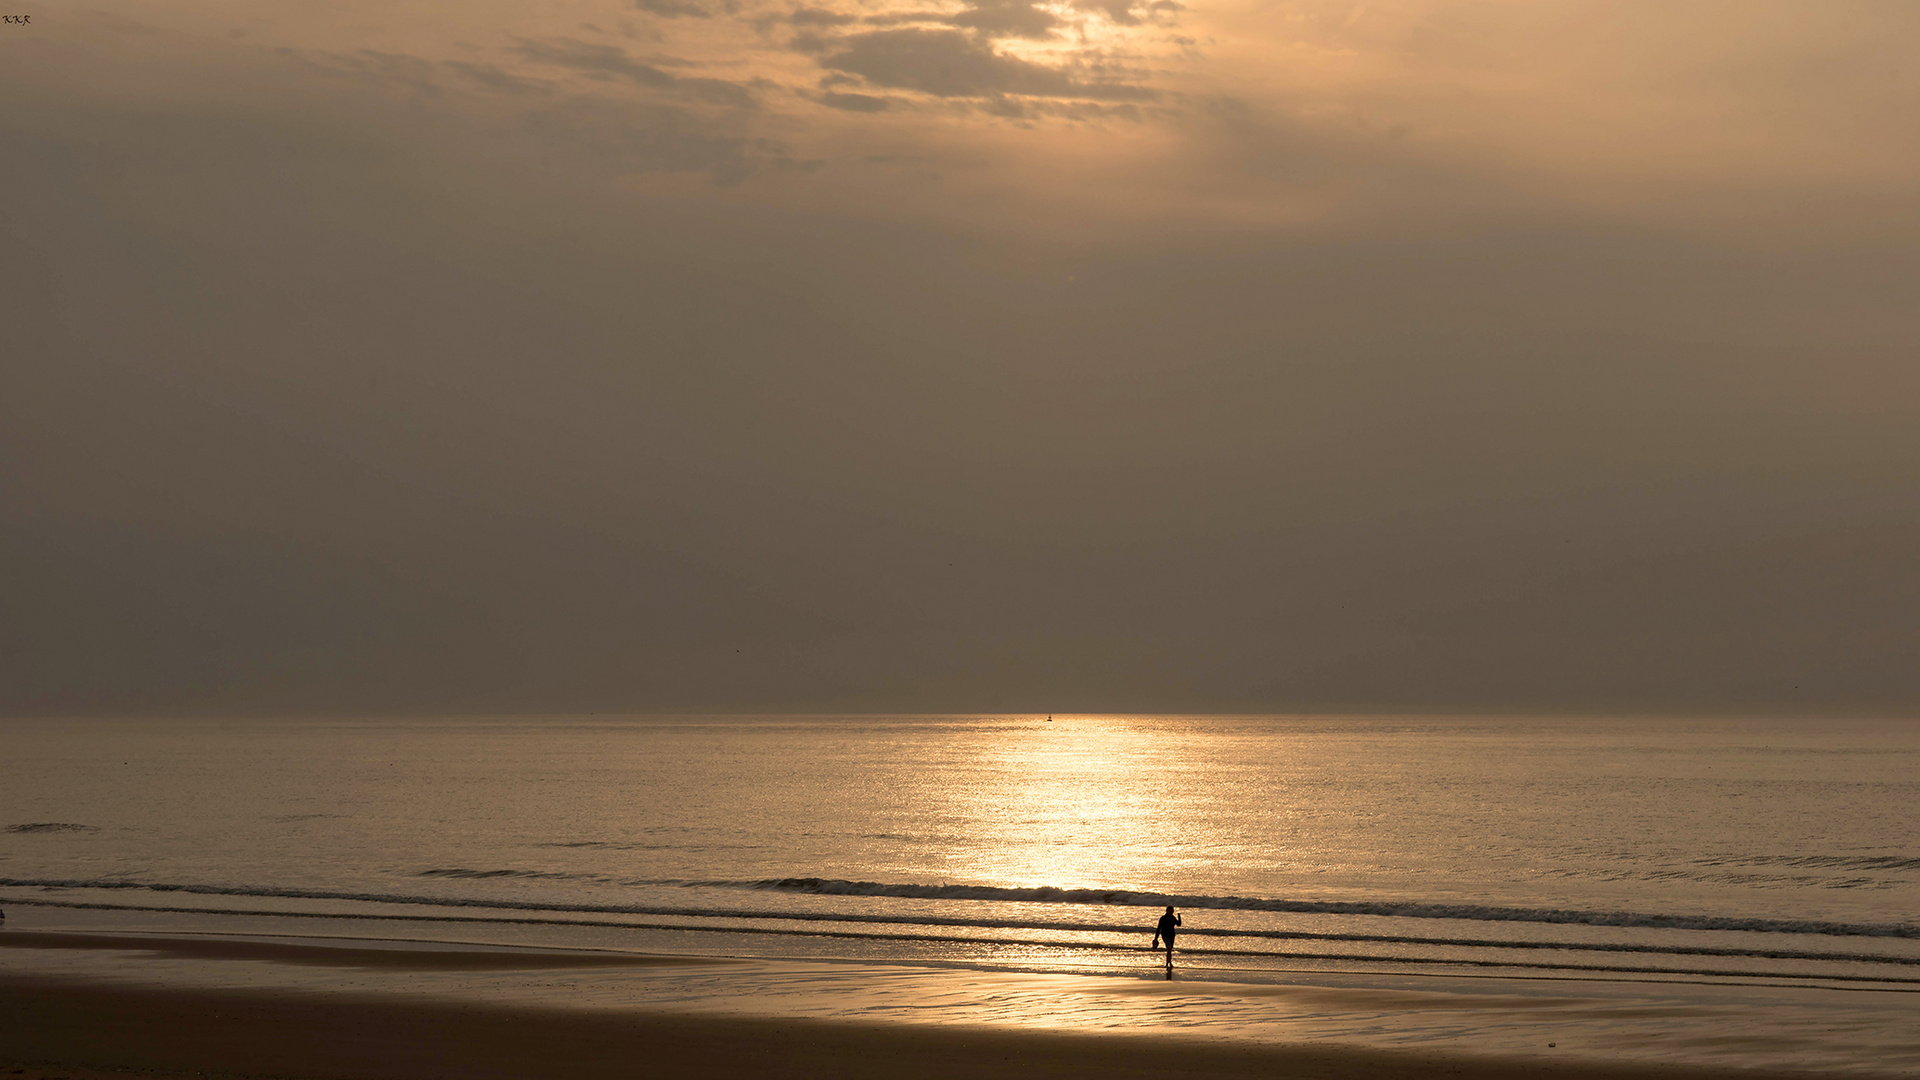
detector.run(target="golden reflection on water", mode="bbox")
[934,715,1207,891]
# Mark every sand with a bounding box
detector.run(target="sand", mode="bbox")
[3,974,1871,1080]
[2,930,1880,1080]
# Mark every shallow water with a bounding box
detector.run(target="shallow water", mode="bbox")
[5,916,1920,1075]
[4,714,1918,990]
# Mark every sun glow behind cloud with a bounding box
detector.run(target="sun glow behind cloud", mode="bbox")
[6,0,1920,714]
[21,0,1919,235]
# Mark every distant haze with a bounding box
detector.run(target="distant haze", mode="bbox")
[4,0,1918,715]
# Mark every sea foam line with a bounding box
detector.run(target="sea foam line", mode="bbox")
[745,878,1920,939]
[5,877,1920,965]
[6,875,1918,942]
[7,896,1920,987]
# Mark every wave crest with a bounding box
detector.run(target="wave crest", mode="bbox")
[748,877,1920,938]
[4,874,1917,940]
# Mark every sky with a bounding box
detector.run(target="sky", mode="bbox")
[3,0,1918,716]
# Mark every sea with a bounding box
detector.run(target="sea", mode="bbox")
[5,714,1920,1069]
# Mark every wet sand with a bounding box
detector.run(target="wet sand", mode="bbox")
[0,932,1877,1080]
[1,974,1867,1080]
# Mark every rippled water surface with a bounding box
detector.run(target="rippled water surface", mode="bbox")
[4,715,1918,987]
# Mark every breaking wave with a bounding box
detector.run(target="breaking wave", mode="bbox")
[4,874,1917,941]
[4,876,1920,984]
[418,868,610,882]
[744,878,1920,939]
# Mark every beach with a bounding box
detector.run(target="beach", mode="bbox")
[5,921,1919,1079]
[6,716,1919,1077]
[0,932,1879,1080]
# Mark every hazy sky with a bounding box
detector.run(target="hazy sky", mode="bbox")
[4,0,1918,715]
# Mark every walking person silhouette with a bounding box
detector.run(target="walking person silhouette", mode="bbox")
[1151,906,1181,977]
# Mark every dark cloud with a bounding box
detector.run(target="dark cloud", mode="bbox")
[1074,0,1183,26]
[635,0,719,17]
[820,90,893,112]
[513,38,756,108]
[790,31,834,54]
[820,29,1156,100]
[948,0,1061,39]
[846,0,1097,39]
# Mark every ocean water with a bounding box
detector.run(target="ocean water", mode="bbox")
[5,714,1918,992]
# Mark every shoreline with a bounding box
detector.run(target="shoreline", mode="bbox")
[4,930,1914,1080]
